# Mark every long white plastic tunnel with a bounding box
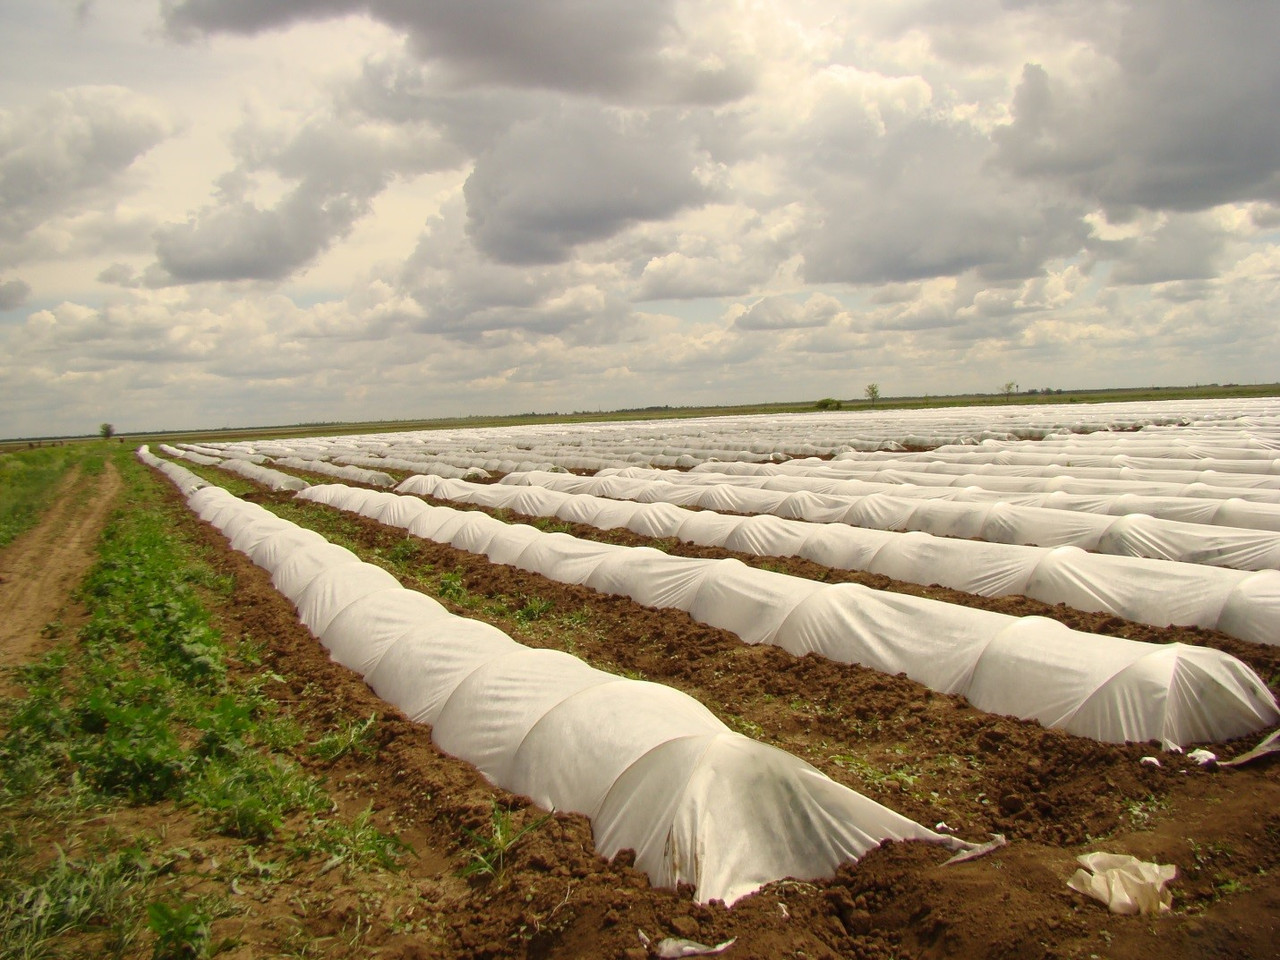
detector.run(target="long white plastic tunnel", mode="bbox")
[137,448,975,905]
[404,472,1280,646]
[160,444,310,492]
[517,467,1280,569]
[307,482,1279,749]
[667,463,1280,535]
[692,459,1280,506]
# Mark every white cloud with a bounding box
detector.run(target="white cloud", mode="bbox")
[147,109,457,284]
[0,86,172,259]
[2,1,1278,437]
[732,293,841,331]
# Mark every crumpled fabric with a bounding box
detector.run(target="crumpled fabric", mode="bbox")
[1067,852,1177,915]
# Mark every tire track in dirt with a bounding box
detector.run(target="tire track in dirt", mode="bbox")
[0,460,122,689]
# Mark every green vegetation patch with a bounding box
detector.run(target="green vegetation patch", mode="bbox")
[0,445,86,548]
[0,459,411,960]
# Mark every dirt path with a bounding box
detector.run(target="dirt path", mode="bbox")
[0,461,122,688]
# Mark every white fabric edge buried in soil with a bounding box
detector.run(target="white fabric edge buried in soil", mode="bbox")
[325,482,1279,749]
[138,450,976,905]
[450,471,1280,643]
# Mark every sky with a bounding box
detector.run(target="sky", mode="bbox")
[2,1,1278,438]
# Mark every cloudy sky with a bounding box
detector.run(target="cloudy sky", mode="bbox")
[2,1,1278,437]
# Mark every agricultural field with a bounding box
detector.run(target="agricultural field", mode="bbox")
[3,399,1280,959]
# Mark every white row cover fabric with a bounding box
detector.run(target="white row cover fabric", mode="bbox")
[838,447,1280,477]
[946,435,1280,457]
[672,465,1280,535]
[159,443,221,466]
[409,473,1280,645]
[273,456,395,488]
[159,443,309,492]
[413,473,1280,643]
[824,458,1280,491]
[216,458,310,492]
[511,469,1280,574]
[187,400,1280,476]
[136,446,208,495]
[155,474,974,904]
[316,483,1279,747]
[175,442,227,458]
[336,454,492,481]
[694,459,1280,506]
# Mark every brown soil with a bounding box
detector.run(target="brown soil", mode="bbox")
[4,463,1279,959]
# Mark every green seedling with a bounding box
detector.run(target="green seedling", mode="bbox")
[437,571,467,601]
[515,596,555,624]
[308,714,379,764]
[531,517,573,534]
[724,713,765,739]
[298,806,413,874]
[188,754,326,842]
[147,899,212,960]
[829,753,922,790]
[458,803,552,881]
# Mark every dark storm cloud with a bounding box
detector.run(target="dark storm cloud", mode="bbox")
[462,105,714,265]
[994,3,1280,212]
[1098,215,1226,286]
[0,278,31,309]
[152,187,365,283]
[164,0,752,103]
[802,119,1087,285]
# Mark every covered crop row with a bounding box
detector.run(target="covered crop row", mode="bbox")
[185,398,1280,475]
[820,458,1280,492]
[696,460,1280,505]
[158,443,220,466]
[273,456,396,488]
[668,465,1280,534]
[308,483,1279,748]
[141,451,975,904]
[336,455,492,480]
[508,468,1280,573]
[138,445,208,495]
[402,473,1280,643]
[834,450,1280,482]
[161,444,310,492]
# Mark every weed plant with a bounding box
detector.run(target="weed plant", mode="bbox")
[295,805,413,875]
[458,802,551,881]
[146,899,212,960]
[308,713,379,764]
[515,595,555,624]
[0,844,152,958]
